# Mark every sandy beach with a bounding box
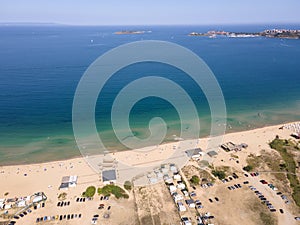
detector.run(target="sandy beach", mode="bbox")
[0,121,299,224]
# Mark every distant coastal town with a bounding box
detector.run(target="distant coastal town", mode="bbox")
[189,29,300,39]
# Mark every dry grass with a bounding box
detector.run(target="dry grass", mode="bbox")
[182,165,215,184]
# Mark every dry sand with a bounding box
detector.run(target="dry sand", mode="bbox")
[0,122,298,224]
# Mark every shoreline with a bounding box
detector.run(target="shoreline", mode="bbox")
[1,120,299,168]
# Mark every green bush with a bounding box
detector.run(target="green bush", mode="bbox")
[212,170,226,180]
[243,165,253,172]
[98,185,129,199]
[190,175,200,185]
[83,186,96,198]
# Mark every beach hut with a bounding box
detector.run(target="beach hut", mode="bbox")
[185,148,203,160]
[59,175,78,190]
[207,150,218,157]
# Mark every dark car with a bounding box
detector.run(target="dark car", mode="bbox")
[108,206,111,210]
[209,198,213,203]
[244,173,249,177]
[233,173,239,178]
[57,202,61,207]
[277,192,282,195]
[215,197,219,202]
[243,181,249,184]
[100,196,103,200]
[270,209,276,212]
[279,209,284,214]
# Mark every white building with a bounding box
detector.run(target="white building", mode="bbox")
[59,175,78,190]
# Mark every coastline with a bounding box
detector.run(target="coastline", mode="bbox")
[1,120,298,169]
[1,118,299,167]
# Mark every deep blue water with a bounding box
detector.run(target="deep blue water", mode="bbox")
[0,25,300,164]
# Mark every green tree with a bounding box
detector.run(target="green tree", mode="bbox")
[83,186,96,198]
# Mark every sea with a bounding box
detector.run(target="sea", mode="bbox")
[0,24,300,165]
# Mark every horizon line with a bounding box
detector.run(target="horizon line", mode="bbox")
[0,22,300,27]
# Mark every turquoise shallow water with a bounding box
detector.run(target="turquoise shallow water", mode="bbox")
[0,25,300,165]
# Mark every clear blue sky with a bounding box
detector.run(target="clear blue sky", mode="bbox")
[1,0,300,25]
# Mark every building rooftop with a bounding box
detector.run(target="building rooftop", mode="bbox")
[102,169,117,182]
[185,148,203,158]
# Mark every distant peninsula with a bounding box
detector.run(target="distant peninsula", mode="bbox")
[189,29,300,39]
[114,30,148,35]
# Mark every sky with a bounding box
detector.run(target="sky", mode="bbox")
[1,0,300,25]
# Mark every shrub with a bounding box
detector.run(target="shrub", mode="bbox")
[83,186,96,198]
[124,181,132,191]
[98,185,129,199]
[190,175,200,185]
[243,165,253,172]
[212,170,226,180]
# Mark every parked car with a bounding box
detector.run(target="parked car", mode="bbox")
[279,209,284,214]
